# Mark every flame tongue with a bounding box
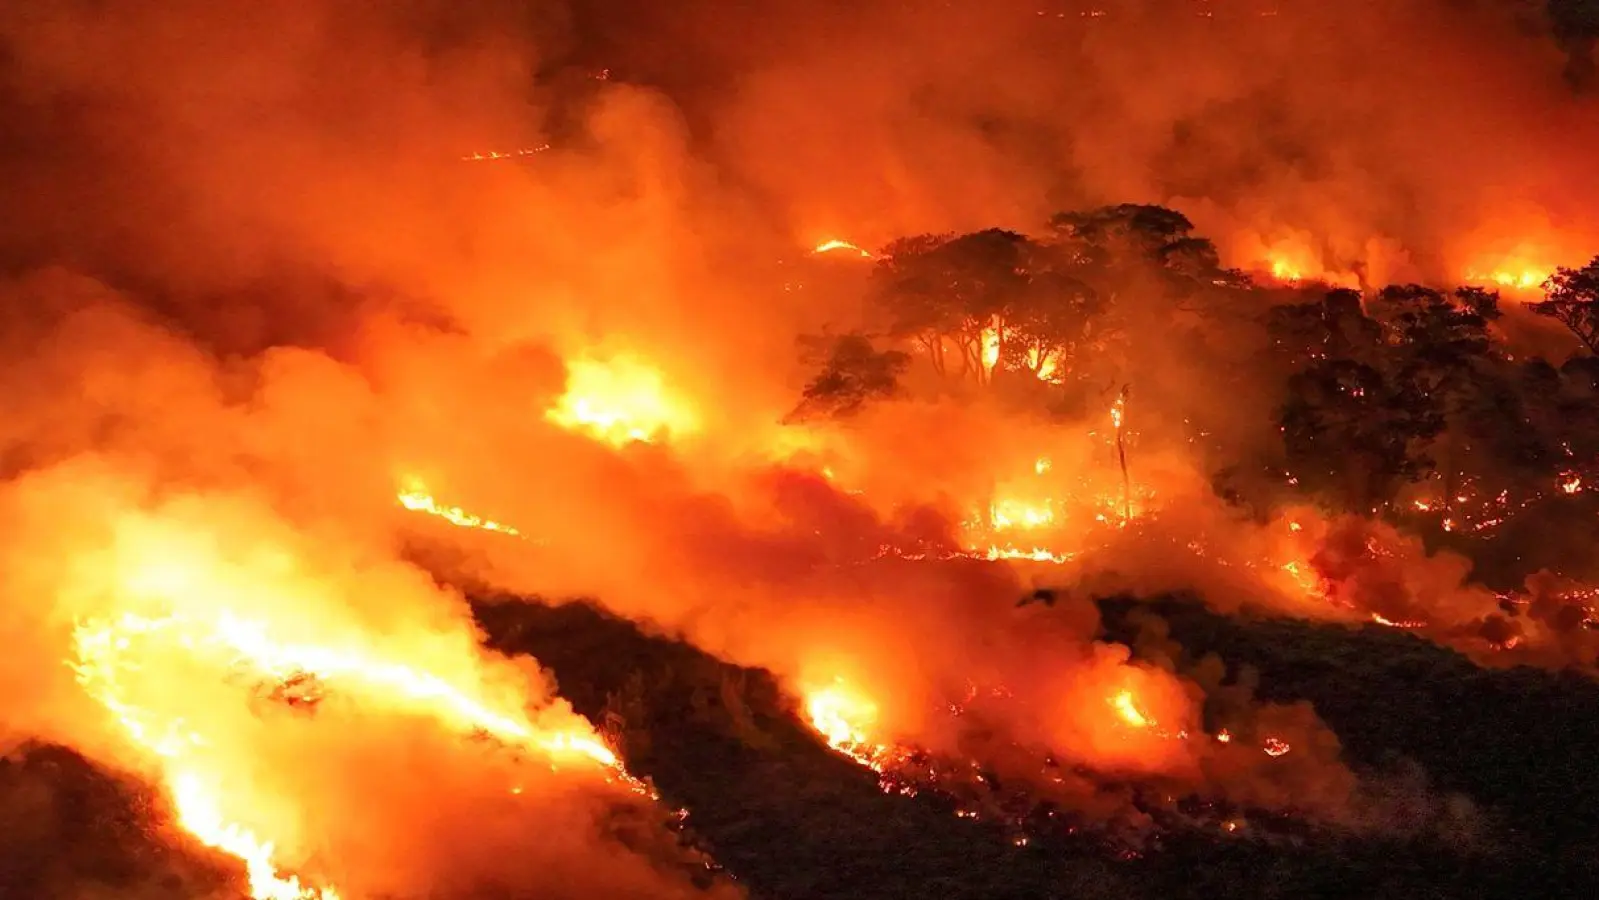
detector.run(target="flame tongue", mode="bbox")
[72,613,340,900]
[72,605,643,899]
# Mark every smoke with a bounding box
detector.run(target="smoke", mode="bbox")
[0,0,1588,883]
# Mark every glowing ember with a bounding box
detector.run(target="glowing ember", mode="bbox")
[1370,613,1427,629]
[1560,474,1583,495]
[461,145,550,162]
[812,239,874,259]
[1215,729,1232,744]
[1262,737,1291,757]
[396,478,522,536]
[545,355,698,447]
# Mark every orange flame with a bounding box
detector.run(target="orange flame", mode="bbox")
[1463,266,1551,293]
[70,543,646,900]
[396,477,523,536]
[803,679,906,774]
[812,239,873,259]
[1109,690,1151,729]
[545,355,698,447]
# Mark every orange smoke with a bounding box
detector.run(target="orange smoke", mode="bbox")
[3,461,655,898]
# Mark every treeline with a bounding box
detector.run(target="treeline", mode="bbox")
[791,204,1599,571]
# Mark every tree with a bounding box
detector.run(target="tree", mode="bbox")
[785,333,909,423]
[1046,204,1237,292]
[1279,358,1444,512]
[1265,288,1383,370]
[869,229,1031,383]
[869,228,1107,388]
[1366,284,1503,523]
[999,265,1102,383]
[1532,256,1599,353]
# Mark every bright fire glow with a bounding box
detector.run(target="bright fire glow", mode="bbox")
[1463,266,1551,292]
[545,355,698,447]
[989,497,1055,530]
[396,477,522,536]
[803,680,904,774]
[980,317,1001,374]
[1269,257,1302,283]
[1109,690,1151,729]
[812,239,874,259]
[67,519,647,900]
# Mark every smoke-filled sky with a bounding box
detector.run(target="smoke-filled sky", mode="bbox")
[0,0,1593,895]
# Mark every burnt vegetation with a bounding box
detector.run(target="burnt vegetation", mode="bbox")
[469,597,1595,899]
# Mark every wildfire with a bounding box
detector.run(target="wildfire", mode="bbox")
[981,316,1001,374]
[396,478,523,536]
[71,584,644,898]
[1110,690,1151,729]
[1463,266,1551,292]
[1269,257,1302,283]
[812,239,874,259]
[989,497,1055,530]
[804,680,904,774]
[461,145,550,162]
[545,354,698,447]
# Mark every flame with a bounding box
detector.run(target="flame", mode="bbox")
[396,478,522,536]
[68,536,647,899]
[545,355,698,447]
[1268,256,1303,283]
[1109,690,1151,729]
[1560,474,1583,495]
[811,239,873,259]
[803,679,906,775]
[1463,266,1551,292]
[989,497,1055,530]
[1247,236,1359,289]
[980,317,1001,373]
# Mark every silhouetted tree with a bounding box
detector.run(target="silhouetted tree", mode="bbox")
[870,229,1030,383]
[869,228,1107,387]
[785,333,909,423]
[1046,204,1238,294]
[1279,358,1444,512]
[1532,256,1599,353]
[1266,288,1383,370]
